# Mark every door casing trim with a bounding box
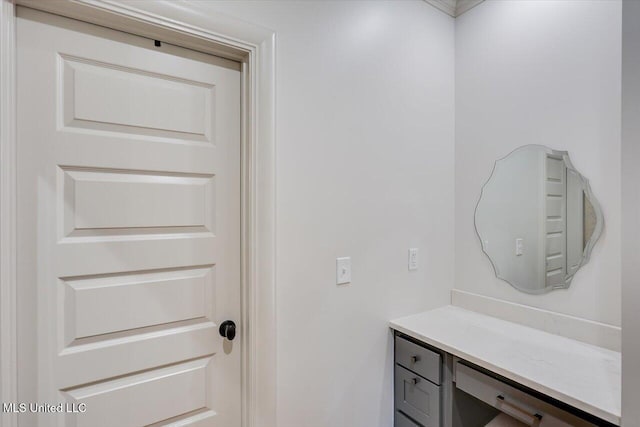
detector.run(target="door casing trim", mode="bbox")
[0,1,277,426]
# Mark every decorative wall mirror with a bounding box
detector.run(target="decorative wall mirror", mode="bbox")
[474,145,604,294]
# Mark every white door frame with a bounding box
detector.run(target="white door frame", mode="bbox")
[0,1,277,426]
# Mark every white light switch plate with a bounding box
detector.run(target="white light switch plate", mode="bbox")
[408,248,419,271]
[336,257,351,285]
[515,238,524,256]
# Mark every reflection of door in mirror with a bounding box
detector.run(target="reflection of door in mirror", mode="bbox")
[544,157,585,285]
[544,154,567,287]
[567,170,585,276]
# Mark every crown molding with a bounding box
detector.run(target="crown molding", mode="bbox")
[455,0,485,16]
[423,0,485,18]
[424,0,456,17]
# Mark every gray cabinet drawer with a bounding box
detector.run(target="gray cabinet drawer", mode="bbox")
[395,336,441,385]
[455,362,597,427]
[395,365,440,427]
[395,410,421,427]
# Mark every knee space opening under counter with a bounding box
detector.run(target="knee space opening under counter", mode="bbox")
[390,306,621,427]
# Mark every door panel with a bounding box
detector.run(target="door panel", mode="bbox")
[63,359,210,427]
[17,7,241,427]
[63,56,212,139]
[62,266,213,341]
[61,168,214,233]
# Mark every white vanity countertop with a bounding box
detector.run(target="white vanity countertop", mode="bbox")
[390,305,621,425]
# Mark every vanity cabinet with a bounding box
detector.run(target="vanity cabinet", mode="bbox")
[394,335,442,427]
[395,410,424,427]
[393,330,616,427]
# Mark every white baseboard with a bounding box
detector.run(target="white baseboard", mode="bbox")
[451,289,621,352]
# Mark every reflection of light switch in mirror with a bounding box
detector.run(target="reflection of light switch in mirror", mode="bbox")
[515,238,524,256]
[336,257,351,285]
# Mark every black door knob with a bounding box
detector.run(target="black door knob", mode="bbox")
[219,320,236,341]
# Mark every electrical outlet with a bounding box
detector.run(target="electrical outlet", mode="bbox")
[336,257,351,285]
[408,248,419,271]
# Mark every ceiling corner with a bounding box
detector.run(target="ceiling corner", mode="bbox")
[423,0,485,18]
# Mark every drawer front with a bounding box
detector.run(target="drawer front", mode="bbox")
[396,336,441,385]
[455,362,598,427]
[395,410,422,427]
[395,365,440,427]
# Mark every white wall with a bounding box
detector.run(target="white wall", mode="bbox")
[194,2,456,426]
[455,0,622,326]
[621,0,640,423]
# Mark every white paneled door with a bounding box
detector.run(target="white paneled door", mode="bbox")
[16,7,241,427]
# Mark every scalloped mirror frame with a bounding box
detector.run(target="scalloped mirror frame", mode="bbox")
[474,145,604,294]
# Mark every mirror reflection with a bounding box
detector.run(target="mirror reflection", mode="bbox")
[474,145,603,294]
